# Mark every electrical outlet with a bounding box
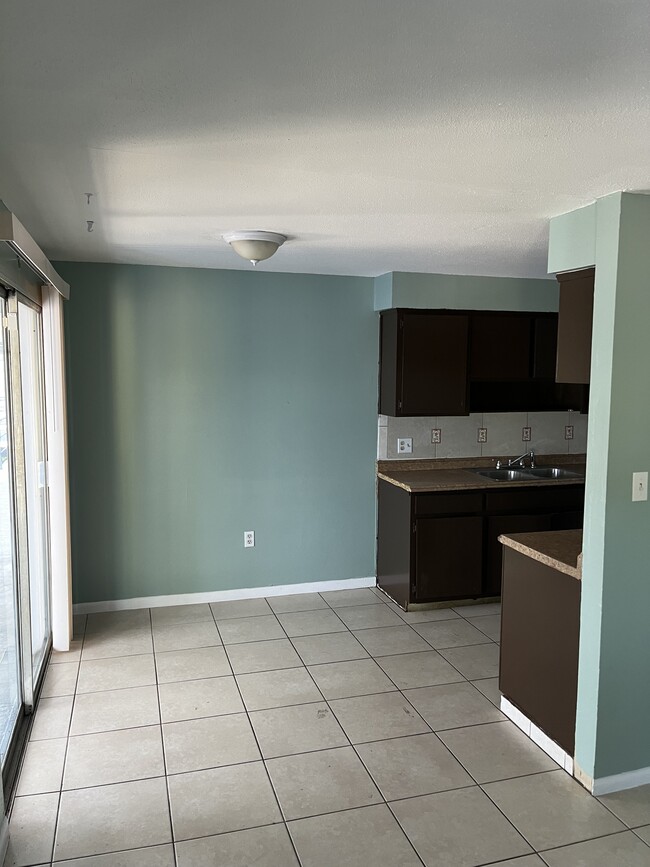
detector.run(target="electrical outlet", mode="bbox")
[522,426,531,442]
[632,472,648,502]
[431,428,441,444]
[565,425,574,440]
[397,438,413,454]
[244,530,255,548]
[477,428,488,443]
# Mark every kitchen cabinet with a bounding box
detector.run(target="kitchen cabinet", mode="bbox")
[469,312,532,381]
[379,309,469,416]
[556,268,594,384]
[376,479,584,608]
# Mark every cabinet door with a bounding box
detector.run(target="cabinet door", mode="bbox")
[532,315,558,380]
[400,312,469,416]
[556,268,594,384]
[470,313,531,381]
[485,514,552,597]
[415,516,483,602]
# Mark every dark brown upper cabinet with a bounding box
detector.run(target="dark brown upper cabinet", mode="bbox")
[556,268,594,384]
[379,309,470,416]
[469,312,532,381]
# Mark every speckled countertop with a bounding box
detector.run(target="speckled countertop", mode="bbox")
[377,455,586,493]
[498,529,583,579]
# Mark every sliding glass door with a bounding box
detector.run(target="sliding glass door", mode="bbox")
[0,295,21,765]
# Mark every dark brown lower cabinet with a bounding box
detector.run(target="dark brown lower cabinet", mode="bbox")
[376,479,584,608]
[500,547,580,755]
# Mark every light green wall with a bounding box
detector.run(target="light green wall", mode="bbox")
[548,203,597,274]
[58,262,378,604]
[554,193,650,780]
[374,271,558,311]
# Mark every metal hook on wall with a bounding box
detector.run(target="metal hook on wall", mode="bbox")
[87,220,94,233]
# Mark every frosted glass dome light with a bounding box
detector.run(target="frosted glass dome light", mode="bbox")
[222,231,287,266]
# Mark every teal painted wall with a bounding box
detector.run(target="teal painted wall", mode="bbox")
[374,271,558,312]
[58,262,378,604]
[548,203,597,274]
[555,193,650,781]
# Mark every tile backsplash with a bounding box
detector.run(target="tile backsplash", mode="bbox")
[378,411,587,460]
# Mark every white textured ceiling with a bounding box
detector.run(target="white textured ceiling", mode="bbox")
[0,1,648,278]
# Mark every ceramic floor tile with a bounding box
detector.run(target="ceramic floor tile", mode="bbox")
[333,604,403,631]
[73,613,87,637]
[376,650,465,690]
[158,675,244,722]
[16,737,67,795]
[77,654,156,693]
[168,762,282,840]
[308,658,397,699]
[70,684,160,735]
[236,667,322,711]
[267,592,328,613]
[85,609,151,633]
[291,632,369,665]
[352,626,432,657]
[40,661,78,697]
[155,645,230,682]
[472,676,502,707]
[484,770,626,851]
[210,598,273,621]
[599,783,650,828]
[439,643,501,679]
[226,638,303,674]
[29,695,73,740]
[175,825,299,867]
[275,609,347,637]
[470,613,502,641]
[150,603,214,626]
[53,845,176,866]
[5,793,59,867]
[152,619,222,652]
[320,588,383,608]
[635,825,650,845]
[54,777,172,861]
[163,713,260,774]
[455,602,501,618]
[82,626,154,660]
[391,786,532,867]
[487,858,546,867]
[218,615,287,645]
[267,746,383,820]
[439,721,558,783]
[250,701,347,758]
[328,691,429,744]
[63,725,165,789]
[389,605,462,624]
[540,830,650,866]
[50,639,83,664]
[405,682,504,731]
[413,619,493,649]
[356,733,473,800]
[288,803,422,867]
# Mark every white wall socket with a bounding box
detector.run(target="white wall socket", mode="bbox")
[478,428,488,443]
[565,425,574,440]
[431,428,441,444]
[397,438,413,454]
[244,530,255,548]
[632,472,648,502]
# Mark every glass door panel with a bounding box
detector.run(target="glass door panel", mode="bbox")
[16,301,50,682]
[0,297,21,763]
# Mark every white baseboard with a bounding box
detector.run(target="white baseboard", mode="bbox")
[73,576,376,614]
[501,696,574,776]
[0,816,8,866]
[591,766,650,796]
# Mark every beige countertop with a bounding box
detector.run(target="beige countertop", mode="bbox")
[377,455,586,493]
[498,529,583,579]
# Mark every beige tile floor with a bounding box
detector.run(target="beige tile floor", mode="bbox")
[4,588,650,866]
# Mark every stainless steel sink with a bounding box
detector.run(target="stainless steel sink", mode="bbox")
[470,468,535,482]
[525,467,583,480]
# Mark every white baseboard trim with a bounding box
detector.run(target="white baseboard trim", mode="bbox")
[591,766,650,796]
[0,816,9,866]
[500,696,574,776]
[73,576,377,615]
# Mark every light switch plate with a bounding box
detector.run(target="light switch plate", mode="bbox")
[632,472,648,502]
[397,437,413,454]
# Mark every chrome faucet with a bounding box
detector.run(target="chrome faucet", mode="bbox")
[496,450,535,470]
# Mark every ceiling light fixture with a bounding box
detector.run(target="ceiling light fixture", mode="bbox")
[222,231,287,266]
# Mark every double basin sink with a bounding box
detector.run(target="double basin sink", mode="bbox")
[469,467,583,483]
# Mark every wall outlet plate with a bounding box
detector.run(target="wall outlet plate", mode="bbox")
[565,425,574,440]
[477,428,488,443]
[397,437,413,454]
[431,428,441,444]
[522,426,531,442]
[244,530,255,548]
